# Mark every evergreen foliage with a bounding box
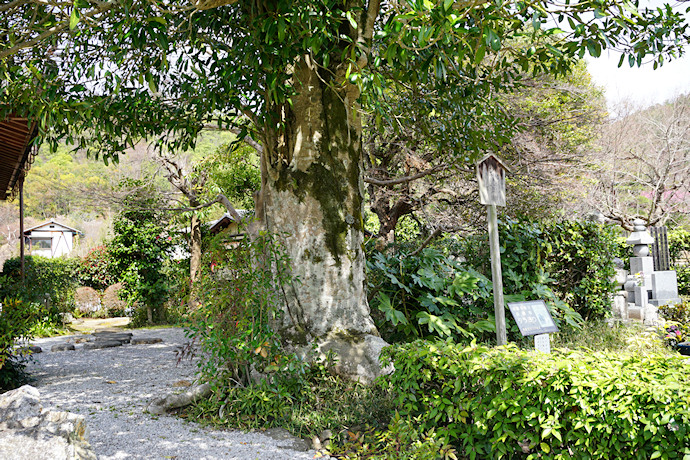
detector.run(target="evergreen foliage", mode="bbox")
[381,340,690,459]
[107,180,176,324]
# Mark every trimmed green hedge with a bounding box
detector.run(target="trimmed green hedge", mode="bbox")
[1,256,79,313]
[380,341,690,459]
[0,298,38,390]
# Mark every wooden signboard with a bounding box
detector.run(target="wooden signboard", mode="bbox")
[507,300,559,336]
[477,154,508,207]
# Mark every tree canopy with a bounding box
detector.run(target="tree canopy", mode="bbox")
[1,0,687,159]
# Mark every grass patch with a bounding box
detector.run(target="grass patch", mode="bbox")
[184,362,393,441]
[551,319,672,355]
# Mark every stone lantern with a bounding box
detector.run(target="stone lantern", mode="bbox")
[625,219,655,287]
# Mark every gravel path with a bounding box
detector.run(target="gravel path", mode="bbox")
[25,328,317,460]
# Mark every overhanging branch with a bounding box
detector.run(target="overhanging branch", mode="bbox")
[364,165,445,186]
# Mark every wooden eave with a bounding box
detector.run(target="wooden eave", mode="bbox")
[0,114,39,200]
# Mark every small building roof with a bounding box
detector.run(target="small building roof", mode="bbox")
[476,153,511,173]
[208,210,252,234]
[24,219,83,236]
[0,114,39,200]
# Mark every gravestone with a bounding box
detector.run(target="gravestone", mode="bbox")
[650,271,681,307]
[650,226,671,271]
[624,220,680,323]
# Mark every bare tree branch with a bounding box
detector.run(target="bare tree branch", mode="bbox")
[364,165,445,186]
[163,193,243,220]
[201,123,264,154]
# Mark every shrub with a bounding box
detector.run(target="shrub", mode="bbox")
[659,301,690,324]
[669,228,690,265]
[366,247,496,343]
[672,265,690,297]
[0,298,39,390]
[380,340,690,459]
[659,302,690,349]
[74,286,102,317]
[456,218,617,323]
[0,256,80,325]
[78,245,117,290]
[544,220,618,320]
[107,180,176,325]
[188,229,292,388]
[329,412,458,460]
[101,283,127,316]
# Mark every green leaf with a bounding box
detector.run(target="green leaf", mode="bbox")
[345,11,357,29]
[69,8,80,30]
[486,29,501,52]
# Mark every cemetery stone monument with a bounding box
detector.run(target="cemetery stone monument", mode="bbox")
[624,219,680,324]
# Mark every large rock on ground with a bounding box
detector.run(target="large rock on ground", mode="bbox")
[0,385,97,460]
[75,287,101,315]
[147,383,211,415]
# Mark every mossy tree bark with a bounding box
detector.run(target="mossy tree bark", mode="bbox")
[257,56,378,346]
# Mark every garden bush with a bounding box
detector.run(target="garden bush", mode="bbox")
[669,228,690,265]
[108,180,176,325]
[78,245,117,290]
[674,265,690,297]
[366,247,496,343]
[668,229,690,296]
[187,229,293,388]
[456,218,617,322]
[544,220,618,319]
[365,217,616,344]
[1,256,79,332]
[380,340,690,459]
[0,298,39,390]
[659,302,690,349]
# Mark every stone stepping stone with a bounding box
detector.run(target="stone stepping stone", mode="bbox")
[131,337,163,345]
[66,335,91,344]
[92,331,132,337]
[95,335,131,344]
[83,340,123,350]
[93,328,130,334]
[92,332,133,344]
[51,343,75,352]
[17,346,42,354]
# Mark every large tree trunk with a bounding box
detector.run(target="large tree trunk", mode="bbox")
[189,212,202,284]
[258,56,385,382]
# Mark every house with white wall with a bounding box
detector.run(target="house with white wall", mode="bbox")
[23,219,83,258]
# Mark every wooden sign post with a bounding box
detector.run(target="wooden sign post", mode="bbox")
[477,154,509,345]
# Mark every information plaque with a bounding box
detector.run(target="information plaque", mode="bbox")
[507,300,559,336]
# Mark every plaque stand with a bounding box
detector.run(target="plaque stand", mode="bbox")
[534,333,551,353]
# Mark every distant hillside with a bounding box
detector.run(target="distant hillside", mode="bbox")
[0,129,240,266]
